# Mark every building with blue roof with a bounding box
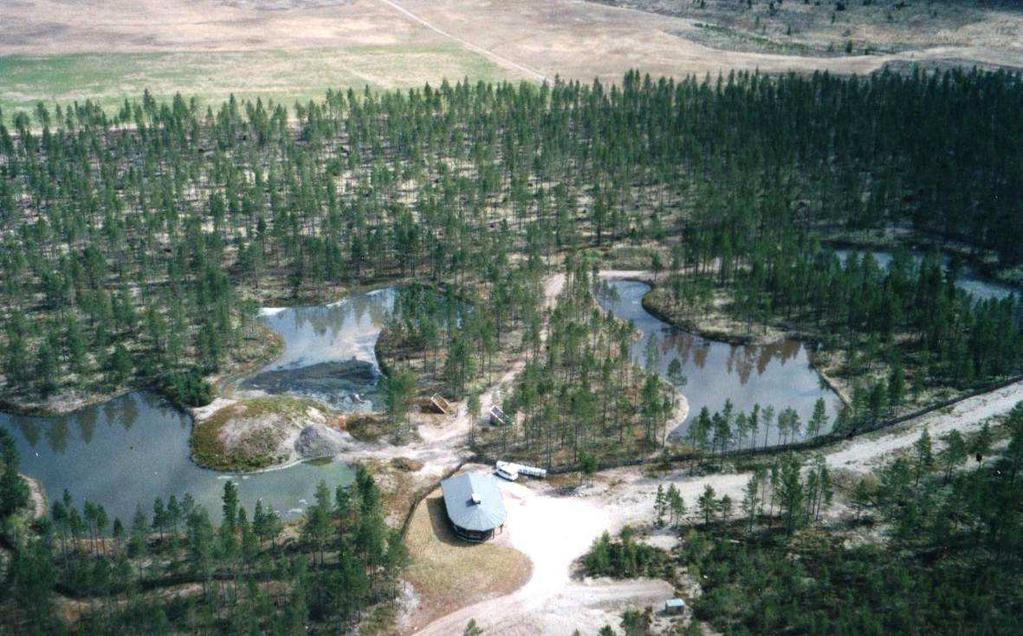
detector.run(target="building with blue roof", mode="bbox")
[440,472,507,542]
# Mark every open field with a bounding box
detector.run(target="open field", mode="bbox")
[0,45,508,114]
[2,0,1022,116]
[591,0,1023,57]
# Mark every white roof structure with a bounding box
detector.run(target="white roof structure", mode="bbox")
[440,473,508,533]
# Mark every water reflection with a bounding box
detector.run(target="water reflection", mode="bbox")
[597,280,842,445]
[834,248,1016,302]
[0,287,403,525]
[242,288,396,411]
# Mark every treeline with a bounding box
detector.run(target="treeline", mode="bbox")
[1,432,406,633]
[2,68,1022,404]
[685,397,832,454]
[381,259,545,397]
[489,260,675,468]
[678,412,1022,634]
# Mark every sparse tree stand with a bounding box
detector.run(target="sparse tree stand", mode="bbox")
[1,64,1023,634]
[384,367,417,440]
[468,390,482,445]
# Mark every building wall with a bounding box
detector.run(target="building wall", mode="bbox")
[451,523,495,543]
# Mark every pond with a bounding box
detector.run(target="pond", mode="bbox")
[1,393,352,525]
[597,280,843,447]
[833,248,1016,302]
[240,287,397,411]
[0,287,399,525]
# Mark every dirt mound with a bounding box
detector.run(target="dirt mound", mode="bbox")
[190,396,342,471]
[295,424,356,458]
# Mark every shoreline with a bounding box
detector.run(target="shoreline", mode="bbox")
[637,277,854,406]
[0,321,286,420]
[22,473,47,519]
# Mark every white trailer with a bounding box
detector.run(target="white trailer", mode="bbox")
[495,460,547,480]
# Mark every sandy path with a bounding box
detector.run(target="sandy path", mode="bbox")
[22,474,47,519]
[824,380,1023,474]
[416,477,672,636]
[597,379,1023,531]
[416,379,1023,635]
[375,0,548,81]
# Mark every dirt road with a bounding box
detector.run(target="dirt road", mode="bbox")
[375,0,549,81]
[415,378,1023,635]
[415,476,673,636]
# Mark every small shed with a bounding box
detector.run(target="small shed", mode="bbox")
[664,598,686,615]
[440,473,507,542]
[429,393,453,415]
[489,405,512,426]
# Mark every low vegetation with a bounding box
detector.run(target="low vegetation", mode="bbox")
[404,494,531,629]
[583,527,672,580]
[190,396,325,471]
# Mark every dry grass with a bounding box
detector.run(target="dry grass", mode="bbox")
[2,0,1021,117]
[190,395,317,470]
[404,492,532,630]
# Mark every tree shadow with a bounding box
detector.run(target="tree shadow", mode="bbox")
[424,496,478,549]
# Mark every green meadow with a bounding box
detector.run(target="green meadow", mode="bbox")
[0,44,510,117]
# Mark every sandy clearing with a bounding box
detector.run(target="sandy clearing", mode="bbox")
[415,475,673,636]
[414,378,1023,635]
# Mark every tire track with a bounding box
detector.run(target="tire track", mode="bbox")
[375,0,549,82]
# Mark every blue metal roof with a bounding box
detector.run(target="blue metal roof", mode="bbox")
[440,472,507,532]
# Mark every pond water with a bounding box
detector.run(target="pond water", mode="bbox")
[241,288,396,411]
[833,248,1016,302]
[597,280,843,447]
[0,288,400,525]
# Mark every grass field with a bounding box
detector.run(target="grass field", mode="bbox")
[0,44,510,115]
[403,493,531,631]
[1,0,1020,118]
